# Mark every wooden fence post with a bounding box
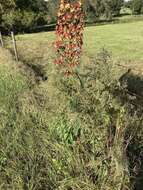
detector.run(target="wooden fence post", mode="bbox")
[11,31,19,61]
[0,31,4,47]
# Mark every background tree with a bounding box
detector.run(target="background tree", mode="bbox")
[108,0,124,16]
[0,0,15,23]
[0,0,51,32]
[132,0,143,14]
[84,0,124,22]
[124,0,133,9]
[0,0,128,33]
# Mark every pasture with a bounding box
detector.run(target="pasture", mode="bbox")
[0,19,143,190]
[16,20,143,67]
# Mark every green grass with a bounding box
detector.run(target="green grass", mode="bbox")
[84,21,143,62]
[0,49,30,128]
[0,19,143,190]
[17,20,143,65]
[0,49,29,108]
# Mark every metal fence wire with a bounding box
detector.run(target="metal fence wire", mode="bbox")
[0,30,143,74]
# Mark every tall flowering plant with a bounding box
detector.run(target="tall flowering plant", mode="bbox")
[54,0,84,75]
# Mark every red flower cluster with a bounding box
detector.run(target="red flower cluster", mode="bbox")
[54,0,84,75]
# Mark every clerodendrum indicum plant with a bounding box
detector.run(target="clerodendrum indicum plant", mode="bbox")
[54,0,84,75]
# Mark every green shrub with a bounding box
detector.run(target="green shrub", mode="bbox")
[132,0,143,15]
[56,50,131,189]
[51,114,82,145]
[2,10,36,32]
[2,10,22,31]
[54,49,143,189]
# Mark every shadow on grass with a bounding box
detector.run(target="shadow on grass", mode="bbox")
[119,70,143,100]
[126,132,143,190]
[126,74,143,97]
[120,71,143,190]
[23,61,48,82]
[8,48,48,83]
[134,153,143,190]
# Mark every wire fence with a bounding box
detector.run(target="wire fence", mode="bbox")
[0,30,143,102]
[0,31,19,61]
[0,30,143,74]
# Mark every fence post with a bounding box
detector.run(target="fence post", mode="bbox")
[0,31,4,47]
[11,31,19,61]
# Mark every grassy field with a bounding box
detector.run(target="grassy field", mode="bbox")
[84,21,143,62]
[17,20,143,67]
[0,19,143,189]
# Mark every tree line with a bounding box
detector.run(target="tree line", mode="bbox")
[0,0,142,33]
[125,0,143,15]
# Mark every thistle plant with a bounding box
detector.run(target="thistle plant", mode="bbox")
[54,0,84,75]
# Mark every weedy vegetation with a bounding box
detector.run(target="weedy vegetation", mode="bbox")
[0,6,143,190]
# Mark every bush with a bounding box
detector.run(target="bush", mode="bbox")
[55,49,143,189]
[55,50,131,189]
[2,10,21,31]
[2,10,37,32]
[132,0,143,15]
[1,11,52,33]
